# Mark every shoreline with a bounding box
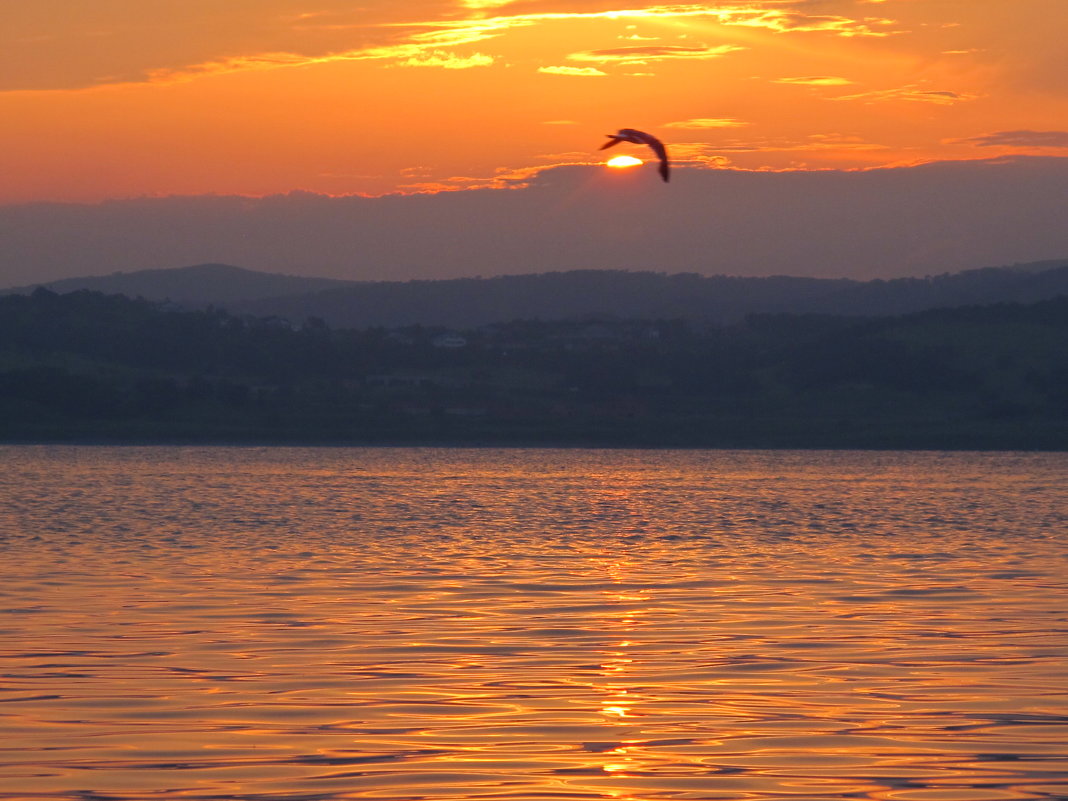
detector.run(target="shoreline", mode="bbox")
[4,434,1067,453]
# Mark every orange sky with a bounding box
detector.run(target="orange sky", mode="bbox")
[3,0,1067,203]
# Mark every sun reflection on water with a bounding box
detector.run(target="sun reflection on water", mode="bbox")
[1,446,1066,800]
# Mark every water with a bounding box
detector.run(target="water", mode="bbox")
[1,446,1066,801]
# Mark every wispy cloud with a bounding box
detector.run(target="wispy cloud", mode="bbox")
[775,75,854,86]
[459,0,520,8]
[956,130,1068,148]
[538,66,607,76]
[366,2,899,77]
[715,8,897,36]
[145,52,313,83]
[398,50,493,69]
[834,85,975,105]
[664,142,735,168]
[406,4,900,42]
[397,159,593,195]
[142,47,492,85]
[568,44,743,65]
[513,3,880,33]
[13,3,903,91]
[664,118,747,129]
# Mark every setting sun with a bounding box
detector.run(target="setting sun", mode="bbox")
[606,155,644,169]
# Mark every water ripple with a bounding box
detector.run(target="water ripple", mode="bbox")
[0,446,1066,800]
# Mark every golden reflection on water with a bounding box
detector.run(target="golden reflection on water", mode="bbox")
[0,446,1067,800]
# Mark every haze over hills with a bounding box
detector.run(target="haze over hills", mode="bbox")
[5,158,1068,286]
[1,263,351,306]
[5,259,1068,328]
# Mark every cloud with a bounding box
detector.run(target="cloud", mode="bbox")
[143,52,314,84]
[398,50,494,68]
[1,2,904,91]
[834,85,975,105]
[406,5,901,48]
[460,0,519,7]
[568,44,744,65]
[141,42,495,85]
[955,130,1068,149]
[537,66,608,76]
[718,8,897,36]
[664,118,747,129]
[664,142,735,167]
[774,75,854,86]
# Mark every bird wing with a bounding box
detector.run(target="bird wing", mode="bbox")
[634,132,670,182]
[599,137,624,150]
[631,131,666,160]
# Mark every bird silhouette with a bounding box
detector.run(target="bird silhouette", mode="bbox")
[600,128,669,182]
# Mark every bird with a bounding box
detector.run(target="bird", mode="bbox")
[599,128,669,182]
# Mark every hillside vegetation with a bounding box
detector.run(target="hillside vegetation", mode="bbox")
[2,287,1067,449]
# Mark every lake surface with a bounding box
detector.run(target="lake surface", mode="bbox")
[1,446,1066,801]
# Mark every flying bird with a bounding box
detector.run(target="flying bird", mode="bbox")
[600,128,670,182]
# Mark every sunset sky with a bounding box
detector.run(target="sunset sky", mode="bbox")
[3,1,1068,283]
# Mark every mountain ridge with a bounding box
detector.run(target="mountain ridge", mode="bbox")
[5,258,1068,327]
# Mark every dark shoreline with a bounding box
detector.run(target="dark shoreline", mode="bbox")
[5,428,1067,452]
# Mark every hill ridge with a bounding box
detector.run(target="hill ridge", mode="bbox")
[4,258,1067,327]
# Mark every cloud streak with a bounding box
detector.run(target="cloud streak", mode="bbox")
[568,44,744,64]
[538,66,608,76]
[959,130,1068,148]
[664,118,747,129]
[833,85,975,105]
[399,50,494,69]
[774,75,854,86]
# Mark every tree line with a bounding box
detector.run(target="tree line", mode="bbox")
[2,286,1066,448]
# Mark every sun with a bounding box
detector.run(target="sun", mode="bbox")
[606,155,643,168]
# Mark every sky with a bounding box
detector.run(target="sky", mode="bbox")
[3,0,1068,284]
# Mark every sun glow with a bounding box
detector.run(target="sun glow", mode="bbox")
[606,155,643,168]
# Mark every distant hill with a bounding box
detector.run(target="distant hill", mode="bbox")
[4,259,1068,327]
[239,260,1068,327]
[1,263,350,305]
